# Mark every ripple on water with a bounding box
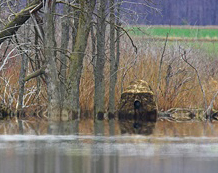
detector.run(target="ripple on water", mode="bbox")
[0,135,218,157]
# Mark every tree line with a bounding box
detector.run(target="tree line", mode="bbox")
[123,0,218,25]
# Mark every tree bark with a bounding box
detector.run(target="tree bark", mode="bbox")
[94,0,107,118]
[108,0,121,116]
[60,0,71,106]
[108,0,116,115]
[44,0,61,121]
[71,0,80,51]
[62,0,96,120]
[17,3,31,118]
[17,53,28,117]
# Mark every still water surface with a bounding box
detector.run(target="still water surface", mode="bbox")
[1,134,218,173]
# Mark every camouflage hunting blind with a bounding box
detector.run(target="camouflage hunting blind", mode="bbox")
[118,80,157,122]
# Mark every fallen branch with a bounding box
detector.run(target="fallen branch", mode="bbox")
[24,65,46,82]
[204,90,218,121]
[0,0,43,44]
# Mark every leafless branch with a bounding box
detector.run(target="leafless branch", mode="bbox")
[204,90,218,121]
[156,33,168,103]
[180,48,207,111]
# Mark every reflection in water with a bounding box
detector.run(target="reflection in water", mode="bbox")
[119,120,156,135]
[1,135,218,173]
[1,116,218,136]
[48,120,79,135]
[1,119,218,172]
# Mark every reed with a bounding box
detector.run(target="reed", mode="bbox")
[1,35,218,118]
[80,36,218,115]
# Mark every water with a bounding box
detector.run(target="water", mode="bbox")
[0,119,218,173]
[1,134,218,173]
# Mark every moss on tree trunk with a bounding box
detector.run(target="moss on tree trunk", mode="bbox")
[0,0,42,44]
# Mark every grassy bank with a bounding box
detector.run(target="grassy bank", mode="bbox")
[128,25,218,39]
[127,25,218,56]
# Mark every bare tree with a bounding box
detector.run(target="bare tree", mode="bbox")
[17,39,29,117]
[94,0,107,118]
[62,0,96,120]
[59,0,71,107]
[108,0,116,116]
[43,0,61,121]
[0,0,160,122]
[108,0,122,116]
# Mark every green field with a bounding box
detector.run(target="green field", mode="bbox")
[129,26,218,38]
[128,26,218,56]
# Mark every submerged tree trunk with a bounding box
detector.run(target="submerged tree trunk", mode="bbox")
[16,2,33,130]
[62,0,96,120]
[17,52,28,117]
[60,0,70,106]
[17,12,30,118]
[33,20,42,117]
[108,0,121,117]
[44,0,61,121]
[108,0,116,116]
[94,0,107,118]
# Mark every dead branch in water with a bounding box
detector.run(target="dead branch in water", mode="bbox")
[205,90,218,121]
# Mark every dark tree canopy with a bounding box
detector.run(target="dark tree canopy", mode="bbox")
[122,0,218,25]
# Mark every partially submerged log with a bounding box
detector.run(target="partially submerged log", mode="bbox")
[0,0,42,44]
[158,108,218,121]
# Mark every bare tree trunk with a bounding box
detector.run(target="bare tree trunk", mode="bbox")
[17,53,28,117]
[71,0,80,51]
[44,0,61,121]
[108,0,121,116]
[108,0,116,116]
[62,0,96,120]
[34,22,42,117]
[17,7,30,118]
[94,0,107,118]
[60,0,71,105]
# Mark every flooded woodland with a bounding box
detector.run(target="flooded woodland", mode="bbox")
[1,0,218,172]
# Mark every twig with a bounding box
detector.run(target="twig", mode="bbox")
[204,90,218,121]
[156,33,169,103]
[180,48,207,112]
[116,26,137,54]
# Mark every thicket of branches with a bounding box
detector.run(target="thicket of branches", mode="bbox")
[0,0,158,120]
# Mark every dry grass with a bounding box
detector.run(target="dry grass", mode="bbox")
[1,35,218,118]
[80,36,218,115]
[0,58,47,116]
